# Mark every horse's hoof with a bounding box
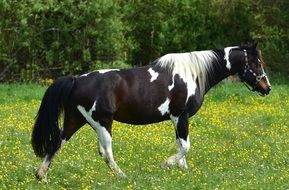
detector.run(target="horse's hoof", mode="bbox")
[178,160,188,170]
[178,164,188,170]
[35,169,43,180]
[160,161,171,169]
[35,172,42,180]
[35,169,48,182]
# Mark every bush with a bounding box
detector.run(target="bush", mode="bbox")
[0,0,288,81]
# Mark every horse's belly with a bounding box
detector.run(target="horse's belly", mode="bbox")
[114,107,169,125]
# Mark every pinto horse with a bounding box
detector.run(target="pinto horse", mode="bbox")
[32,43,271,179]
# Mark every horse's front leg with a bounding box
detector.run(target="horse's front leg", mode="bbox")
[162,113,190,169]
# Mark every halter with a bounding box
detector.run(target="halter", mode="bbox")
[242,49,267,91]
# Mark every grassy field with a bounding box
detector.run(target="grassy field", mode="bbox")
[0,82,288,189]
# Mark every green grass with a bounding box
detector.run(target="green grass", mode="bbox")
[0,82,288,189]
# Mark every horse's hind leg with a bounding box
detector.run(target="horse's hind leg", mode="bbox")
[162,113,190,169]
[35,137,66,180]
[77,105,125,177]
[96,123,126,177]
[36,112,85,180]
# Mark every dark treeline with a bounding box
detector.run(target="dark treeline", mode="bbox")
[1,0,288,81]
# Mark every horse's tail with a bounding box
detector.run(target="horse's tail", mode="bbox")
[32,76,75,158]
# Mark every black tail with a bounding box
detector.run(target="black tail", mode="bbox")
[32,76,75,158]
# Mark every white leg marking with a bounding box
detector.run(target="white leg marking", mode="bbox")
[158,98,170,115]
[77,104,125,177]
[178,156,188,169]
[36,155,50,179]
[61,139,66,146]
[162,116,190,169]
[36,137,67,180]
[162,136,190,169]
[148,68,159,82]
[224,46,238,70]
[99,141,105,157]
[170,115,179,128]
[178,136,190,154]
[98,69,120,74]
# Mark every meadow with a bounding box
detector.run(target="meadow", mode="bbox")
[0,81,288,189]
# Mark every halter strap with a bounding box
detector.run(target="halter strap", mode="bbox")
[242,49,267,91]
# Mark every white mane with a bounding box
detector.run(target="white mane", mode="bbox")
[155,50,218,95]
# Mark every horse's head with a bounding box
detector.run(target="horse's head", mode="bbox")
[231,43,271,96]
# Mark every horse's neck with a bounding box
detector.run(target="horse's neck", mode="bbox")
[204,49,233,93]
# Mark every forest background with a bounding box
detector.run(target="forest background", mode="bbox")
[1,0,288,82]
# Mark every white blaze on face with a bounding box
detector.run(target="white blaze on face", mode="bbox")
[148,68,159,82]
[224,46,238,70]
[98,69,120,74]
[260,64,271,86]
[158,98,170,115]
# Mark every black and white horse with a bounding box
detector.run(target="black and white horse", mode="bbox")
[32,43,271,179]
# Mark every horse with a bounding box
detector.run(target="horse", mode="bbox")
[32,43,271,180]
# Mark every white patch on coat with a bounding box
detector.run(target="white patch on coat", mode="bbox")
[147,68,159,82]
[156,50,217,102]
[170,115,179,127]
[80,73,89,77]
[80,69,119,77]
[98,69,120,74]
[158,98,170,115]
[184,75,197,102]
[168,81,174,91]
[224,46,238,70]
[88,101,96,116]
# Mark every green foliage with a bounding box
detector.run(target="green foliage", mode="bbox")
[0,0,127,80]
[0,0,288,81]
